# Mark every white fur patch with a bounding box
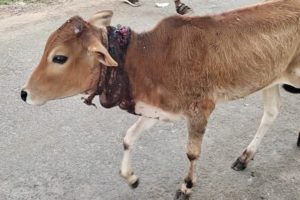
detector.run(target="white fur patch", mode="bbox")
[135,101,185,122]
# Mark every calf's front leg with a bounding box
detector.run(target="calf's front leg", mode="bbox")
[120,116,157,188]
[175,100,215,200]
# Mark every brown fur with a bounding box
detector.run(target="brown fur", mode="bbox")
[125,0,300,115]
[24,0,300,108]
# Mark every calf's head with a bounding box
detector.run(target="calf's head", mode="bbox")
[21,10,117,105]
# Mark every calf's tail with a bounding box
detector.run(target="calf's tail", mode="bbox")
[282,84,300,94]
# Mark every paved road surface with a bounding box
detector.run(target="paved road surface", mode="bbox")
[0,0,299,199]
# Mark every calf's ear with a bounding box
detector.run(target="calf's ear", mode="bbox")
[88,10,113,27]
[88,39,118,67]
[75,14,118,67]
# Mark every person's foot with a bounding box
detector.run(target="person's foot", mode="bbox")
[121,0,141,7]
[176,3,193,15]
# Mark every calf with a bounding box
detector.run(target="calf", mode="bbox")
[21,0,300,198]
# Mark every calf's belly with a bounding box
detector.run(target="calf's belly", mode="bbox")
[135,101,185,122]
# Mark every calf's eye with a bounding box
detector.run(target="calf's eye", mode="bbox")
[53,55,68,64]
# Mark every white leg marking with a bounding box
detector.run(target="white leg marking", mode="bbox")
[244,86,281,162]
[120,117,157,185]
[181,183,192,195]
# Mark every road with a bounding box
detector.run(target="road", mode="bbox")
[0,0,299,199]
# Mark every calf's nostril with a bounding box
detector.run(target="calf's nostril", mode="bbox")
[21,90,27,102]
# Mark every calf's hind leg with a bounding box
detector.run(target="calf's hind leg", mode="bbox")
[120,117,157,188]
[232,85,281,171]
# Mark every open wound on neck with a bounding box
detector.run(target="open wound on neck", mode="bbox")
[83,25,136,114]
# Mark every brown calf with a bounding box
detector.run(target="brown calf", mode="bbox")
[21,0,300,199]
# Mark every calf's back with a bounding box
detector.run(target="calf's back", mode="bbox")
[125,0,300,111]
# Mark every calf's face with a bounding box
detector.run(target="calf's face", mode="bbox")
[21,11,117,105]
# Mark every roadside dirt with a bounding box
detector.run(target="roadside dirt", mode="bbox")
[0,0,62,18]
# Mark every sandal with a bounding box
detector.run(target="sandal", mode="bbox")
[176,3,193,15]
[121,0,142,7]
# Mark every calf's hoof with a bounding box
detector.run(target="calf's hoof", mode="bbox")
[174,189,190,200]
[297,132,300,147]
[130,178,139,189]
[126,173,139,189]
[120,170,140,189]
[231,158,247,171]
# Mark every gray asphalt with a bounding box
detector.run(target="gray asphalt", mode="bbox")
[0,0,299,199]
